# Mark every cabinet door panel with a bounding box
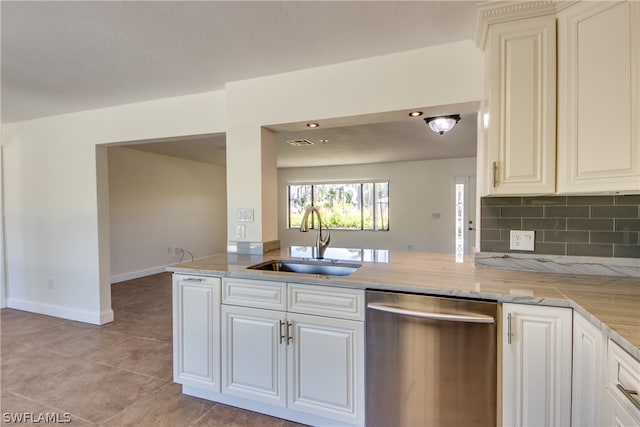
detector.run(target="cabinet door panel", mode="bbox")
[287,313,364,426]
[558,1,640,192]
[172,275,220,391]
[502,304,572,427]
[222,305,286,406]
[488,16,556,194]
[572,311,604,426]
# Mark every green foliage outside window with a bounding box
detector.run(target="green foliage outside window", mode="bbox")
[288,182,389,231]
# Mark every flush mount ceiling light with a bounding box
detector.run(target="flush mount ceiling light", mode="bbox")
[424,114,462,135]
[408,111,423,117]
[306,122,319,128]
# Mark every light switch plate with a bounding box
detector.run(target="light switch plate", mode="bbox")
[236,208,254,223]
[510,230,535,251]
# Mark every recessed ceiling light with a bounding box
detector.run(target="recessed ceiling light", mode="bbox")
[319,139,329,143]
[409,111,423,117]
[306,122,319,128]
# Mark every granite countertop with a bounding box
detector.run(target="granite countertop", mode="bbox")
[168,247,640,359]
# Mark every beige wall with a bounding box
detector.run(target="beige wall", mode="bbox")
[108,147,227,282]
[278,158,477,253]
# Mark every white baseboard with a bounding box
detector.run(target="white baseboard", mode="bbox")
[111,265,168,284]
[110,254,219,284]
[6,297,113,325]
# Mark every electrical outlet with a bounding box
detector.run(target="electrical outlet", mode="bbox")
[168,246,172,253]
[236,224,246,240]
[48,279,54,290]
[510,230,535,251]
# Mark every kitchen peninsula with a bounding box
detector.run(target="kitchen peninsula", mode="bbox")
[168,247,640,426]
[170,248,639,354]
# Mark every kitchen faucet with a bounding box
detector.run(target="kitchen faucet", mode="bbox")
[299,207,331,259]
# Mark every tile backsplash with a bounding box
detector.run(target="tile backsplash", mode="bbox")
[480,195,640,258]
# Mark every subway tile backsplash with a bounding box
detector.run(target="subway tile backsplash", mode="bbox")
[480,195,640,258]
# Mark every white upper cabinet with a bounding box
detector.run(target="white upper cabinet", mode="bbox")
[557,1,640,193]
[476,0,640,195]
[486,15,557,195]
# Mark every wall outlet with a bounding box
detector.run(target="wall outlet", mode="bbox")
[510,230,535,251]
[236,224,246,240]
[167,246,172,253]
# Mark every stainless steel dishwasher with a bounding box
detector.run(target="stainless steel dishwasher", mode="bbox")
[366,290,497,427]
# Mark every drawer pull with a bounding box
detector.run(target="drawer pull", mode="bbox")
[183,277,203,282]
[617,383,640,411]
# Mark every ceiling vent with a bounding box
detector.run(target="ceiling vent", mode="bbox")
[286,139,315,147]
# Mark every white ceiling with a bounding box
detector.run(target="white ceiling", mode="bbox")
[2,0,481,167]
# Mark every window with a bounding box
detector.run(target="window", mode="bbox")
[288,182,389,231]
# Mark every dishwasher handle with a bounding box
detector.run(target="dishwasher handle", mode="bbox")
[367,303,495,324]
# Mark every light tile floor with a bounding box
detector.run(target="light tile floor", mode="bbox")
[1,273,304,426]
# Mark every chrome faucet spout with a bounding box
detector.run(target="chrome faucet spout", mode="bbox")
[299,207,331,259]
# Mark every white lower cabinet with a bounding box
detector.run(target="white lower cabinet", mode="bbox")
[221,278,365,426]
[571,311,604,426]
[502,303,572,427]
[287,312,363,422]
[172,274,221,391]
[222,305,286,406]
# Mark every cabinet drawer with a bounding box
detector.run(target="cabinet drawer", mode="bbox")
[174,274,220,286]
[607,340,640,419]
[287,283,364,321]
[222,278,286,311]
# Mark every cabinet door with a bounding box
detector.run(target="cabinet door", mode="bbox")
[287,313,364,426]
[572,311,604,426]
[557,1,640,193]
[502,304,572,426]
[221,305,286,407]
[172,275,220,391]
[487,16,556,195]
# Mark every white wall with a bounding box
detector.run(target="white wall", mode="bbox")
[1,91,225,324]
[225,41,484,246]
[278,158,477,253]
[108,147,227,283]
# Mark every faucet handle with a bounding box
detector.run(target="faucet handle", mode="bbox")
[322,230,331,246]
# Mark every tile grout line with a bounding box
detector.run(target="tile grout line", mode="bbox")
[188,402,219,427]
[95,379,173,426]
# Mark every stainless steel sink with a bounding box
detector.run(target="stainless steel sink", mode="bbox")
[247,259,361,276]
